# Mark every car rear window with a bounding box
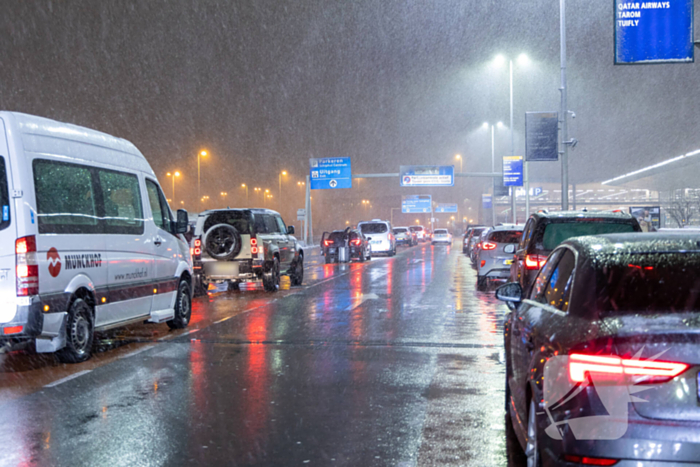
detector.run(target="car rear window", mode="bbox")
[393,228,408,233]
[203,211,252,235]
[596,255,700,315]
[542,222,636,250]
[360,223,387,234]
[470,228,485,238]
[488,230,522,243]
[434,229,448,234]
[0,157,9,231]
[409,226,423,232]
[328,231,346,242]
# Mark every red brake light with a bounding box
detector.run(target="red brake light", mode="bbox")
[250,238,258,246]
[563,455,618,466]
[350,238,361,246]
[569,353,689,385]
[323,239,333,247]
[194,238,202,248]
[250,237,259,255]
[251,247,258,254]
[525,254,547,270]
[16,236,38,296]
[193,248,201,256]
[476,242,481,249]
[482,241,497,250]
[16,236,36,255]
[3,326,23,335]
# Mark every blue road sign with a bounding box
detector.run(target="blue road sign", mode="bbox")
[435,203,458,213]
[615,0,693,64]
[310,158,352,190]
[503,156,523,187]
[402,195,432,213]
[400,165,454,187]
[482,194,492,210]
[532,187,543,196]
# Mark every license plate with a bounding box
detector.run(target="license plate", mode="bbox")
[371,240,381,244]
[503,259,513,265]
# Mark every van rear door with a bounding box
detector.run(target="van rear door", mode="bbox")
[0,120,17,325]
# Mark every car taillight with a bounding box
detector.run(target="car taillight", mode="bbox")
[525,254,547,270]
[568,353,689,385]
[389,234,394,240]
[251,237,259,255]
[562,455,618,466]
[350,238,361,246]
[193,238,202,257]
[16,236,38,296]
[323,239,333,247]
[482,241,496,250]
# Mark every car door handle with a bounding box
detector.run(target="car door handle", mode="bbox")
[154,237,162,246]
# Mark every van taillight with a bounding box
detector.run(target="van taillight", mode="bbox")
[251,237,258,255]
[16,236,38,296]
[193,238,202,257]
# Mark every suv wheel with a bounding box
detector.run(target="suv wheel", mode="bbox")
[203,223,242,260]
[56,298,94,363]
[290,256,304,286]
[263,257,280,292]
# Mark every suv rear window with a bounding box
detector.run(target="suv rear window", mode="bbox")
[360,223,387,234]
[328,231,346,242]
[0,157,9,231]
[203,211,252,235]
[489,230,522,244]
[409,226,423,232]
[542,222,636,250]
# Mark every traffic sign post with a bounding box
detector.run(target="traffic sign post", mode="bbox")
[400,166,454,187]
[402,195,432,213]
[310,158,352,190]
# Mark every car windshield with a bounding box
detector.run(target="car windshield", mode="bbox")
[597,254,700,315]
[203,211,252,235]
[360,223,387,234]
[542,222,636,250]
[489,230,522,243]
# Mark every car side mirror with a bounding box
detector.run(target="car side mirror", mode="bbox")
[504,244,515,254]
[495,282,523,303]
[287,225,295,235]
[174,209,189,234]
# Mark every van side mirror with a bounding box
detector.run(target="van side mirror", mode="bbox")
[495,282,523,303]
[174,209,189,234]
[287,225,295,235]
[504,244,516,254]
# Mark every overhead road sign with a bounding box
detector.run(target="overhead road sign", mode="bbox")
[526,112,559,161]
[402,195,432,213]
[400,165,454,187]
[615,0,693,64]
[503,156,523,187]
[310,158,352,190]
[493,179,509,197]
[435,203,458,213]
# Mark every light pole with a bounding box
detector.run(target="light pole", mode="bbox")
[254,187,261,205]
[166,171,180,203]
[279,170,287,198]
[197,150,207,204]
[241,184,248,204]
[264,189,270,206]
[455,154,462,173]
[482,121,504,226]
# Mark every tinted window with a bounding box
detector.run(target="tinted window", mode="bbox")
[0,157,9,231]
[253,214,267,233]
[541,249,576,311]
[434,229,448,234]
[541,222,636,250]
[409,226,423,232]
[488,230,522,243]
[33,159,100,234]
[529,249,562,301]
[596,254,700,315]
[328,231,347,242]
[203,211,252,235]
[470,228,485,240]
[99,169,144,234]
[520,219,534,249]
[360,223,387,234]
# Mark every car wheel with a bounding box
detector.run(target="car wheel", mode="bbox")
[56,298,94,363]
[525,396,543,467]
[263,257,280,292]
[291,256,304,286]
[167,280,192,329]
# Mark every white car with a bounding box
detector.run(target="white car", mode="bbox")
[431,228,453,245]
[358,219,396,256]
[0,112,193,363]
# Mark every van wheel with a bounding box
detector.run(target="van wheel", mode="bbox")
[167,280,192,329]
[56,298,94,364]
[263,257,280,292]
[290,256,304,286]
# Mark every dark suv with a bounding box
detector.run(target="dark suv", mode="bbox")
[511,210,641,294]
[192,208,304,294]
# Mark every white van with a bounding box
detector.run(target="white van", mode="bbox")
[0,112,193,363]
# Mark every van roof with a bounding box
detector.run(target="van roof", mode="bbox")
[1,112,154,176]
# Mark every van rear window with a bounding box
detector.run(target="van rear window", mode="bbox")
[360,223,387,234]
[0,157,9,231]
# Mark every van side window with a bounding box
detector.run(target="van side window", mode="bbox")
[146,180,168,231]
[0,157,9,231]
[33,159,100,234]
[99,169,144,235]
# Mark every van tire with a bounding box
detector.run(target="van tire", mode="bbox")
[167,280,192,329]
[263,257,280,292]
[203,223,242,260]
[56,298,94,364]
[290,256,304,286]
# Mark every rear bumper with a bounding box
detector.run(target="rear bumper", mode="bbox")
[197,259,264,282]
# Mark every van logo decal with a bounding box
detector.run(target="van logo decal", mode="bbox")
[47,248,62,277]
[64,253,102,270]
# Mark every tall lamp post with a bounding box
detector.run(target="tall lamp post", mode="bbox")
[455,154,462,173]
[241,184,248,204]
[482,122,504,226]
[197,150,208,204]
[166,171,180,203]
[254,187,261,205]
[279,171,287,198]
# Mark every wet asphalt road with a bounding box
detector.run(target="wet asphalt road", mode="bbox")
[0,242,522,467]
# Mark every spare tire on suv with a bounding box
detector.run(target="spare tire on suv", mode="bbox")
[203,223,242,260]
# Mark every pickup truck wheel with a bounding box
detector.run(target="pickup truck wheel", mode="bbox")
[263,257,280,292]
[56,298,94,363]
[290,256,304,286]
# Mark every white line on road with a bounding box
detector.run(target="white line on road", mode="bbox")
[344,293,380,312]
[44,370,92,388]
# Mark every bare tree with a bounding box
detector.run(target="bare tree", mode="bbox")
[664,189,700,228]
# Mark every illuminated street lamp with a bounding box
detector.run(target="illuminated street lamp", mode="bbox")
[197,150,208,203]
[166,171,180,203]
[482,121,505,226]
[455,154,462,173]
[279,170,287,198]
[241,183,249,203]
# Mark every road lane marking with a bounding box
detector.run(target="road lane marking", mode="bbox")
[344,293,380,312]
[44,370,92,388]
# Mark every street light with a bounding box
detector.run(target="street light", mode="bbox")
[166,171,180,203]
[198,150,208,203]
[241,183,248,203]
[483,122,505,227]
[455,154,462,173]
[279,170,287,198]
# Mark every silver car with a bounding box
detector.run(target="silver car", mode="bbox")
[358,219,396,256]
[475,225,522,289]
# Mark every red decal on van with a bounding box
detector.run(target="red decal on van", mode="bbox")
[47,248,62,277]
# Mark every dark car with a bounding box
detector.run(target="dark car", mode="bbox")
[463,225,484,254]
[321,227,371,264]
[497,233,700,466]
[511,210,641,294]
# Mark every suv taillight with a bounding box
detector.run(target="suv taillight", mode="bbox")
[525,254,547,270]
[192,238,202,257]
[350,238,361,246]
[251,237,259,255]
[16,236,38,296]
[323,239,333,247]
